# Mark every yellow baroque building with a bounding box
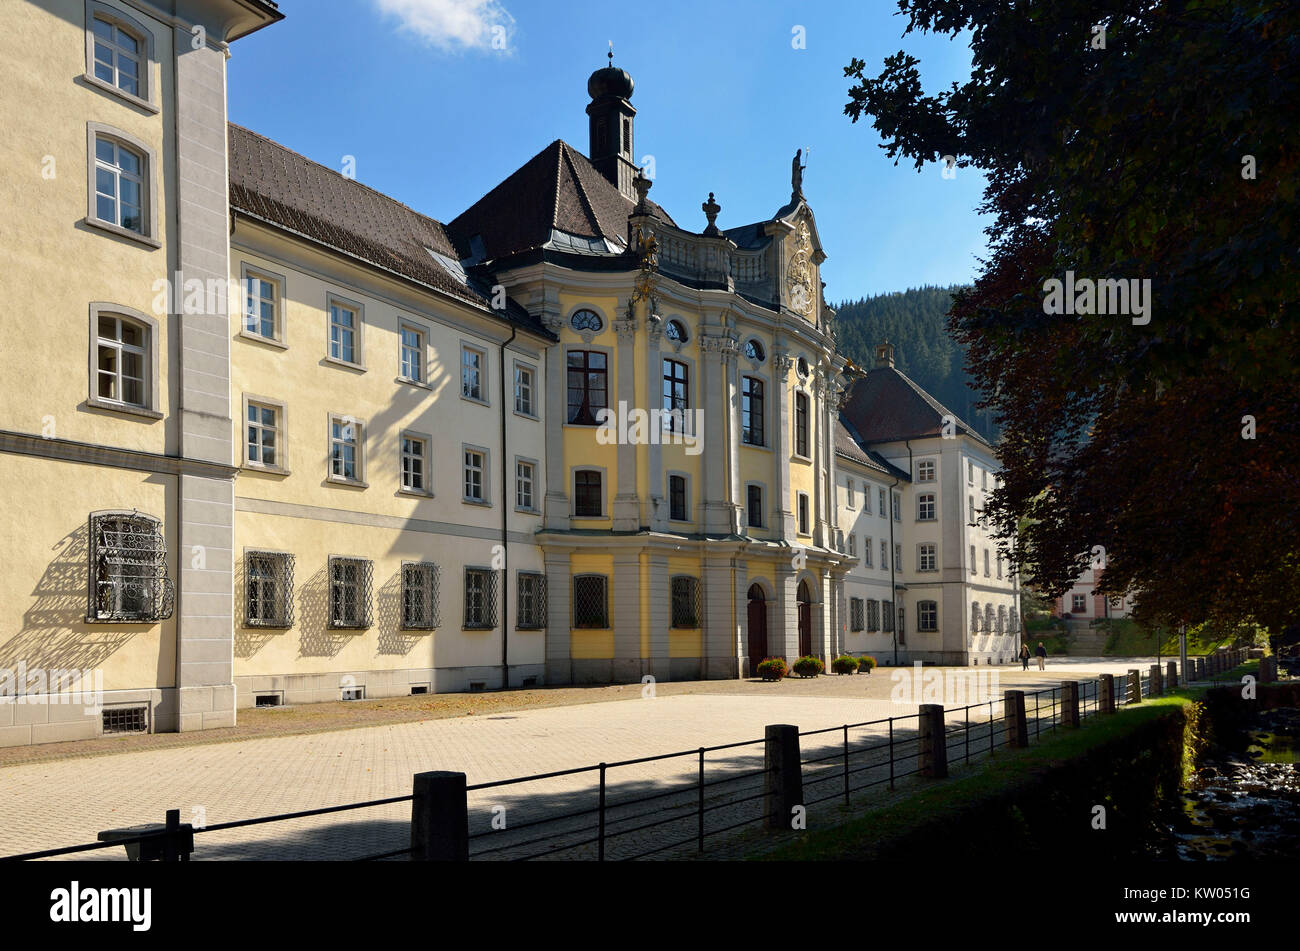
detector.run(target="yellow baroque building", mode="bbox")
[0,2,1019,747]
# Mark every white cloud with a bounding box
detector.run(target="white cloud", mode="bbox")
[372,0,515,52]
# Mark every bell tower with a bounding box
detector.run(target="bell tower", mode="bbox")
[586,49,638,200]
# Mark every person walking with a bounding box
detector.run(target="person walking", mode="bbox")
[1035,641,1047,671]
[1019,642,1031,671]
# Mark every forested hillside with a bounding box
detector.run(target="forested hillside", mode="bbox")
[832,285,998,442]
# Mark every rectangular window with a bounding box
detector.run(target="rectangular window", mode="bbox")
[400,326,424,383]
[1072,594,1087,614]
[567,350,607,424]
[746,485,763,528]
[670,576,701,628]
[464,568,499,629]
[982,468,988,490]
[797,493,809,535]
[517,572,547,630]
[96,314,148,408]
[246,551,294,627]
[794,392,809,457]
[516,460,535,510]
[669,474,688,522]
[329,302,357,364]
[881,540,889,570]
[94,136,144,234]
[878,488,886,517]
[892,492,901,521]
[573,575,609,628]
[846,479,855,508]
[741,376,764,446]
[996,554,1003,579]
[968,460,975,485]
[847,534,857,557]
[401,562,439,629]
[895,543,903,571]
[330,416,361,483]
[88,513,172,622]
[863,537,873,568]
[917,460,935,482]
[329,557,372,629]
[917,493,935,521]
[850,598,865,632]
[574,470,602,517]
[662,358,690,433]
[463,449,485,502]
[244,273,278,340]
[867,599,880,632]
[246,401,280,469]
[863,486,872,515]
[401,435,427,493]
[882,599,894,633]
[918,601,938,632]
[462,346,485,401]
[984,549,991,577]
[970,545,978,575]
[918,543,937,572]
[969,495,977,524]
[514,364,535,416]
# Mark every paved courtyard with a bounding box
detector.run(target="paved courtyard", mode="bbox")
[0,658,1160,860]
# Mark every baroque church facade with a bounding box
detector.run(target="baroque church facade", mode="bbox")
[0,1,1019,747]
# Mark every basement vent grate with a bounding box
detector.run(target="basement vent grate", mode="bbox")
[521,676,538,688]
[102,705,148,735]
[255,693,282,707]
[410,685,429,695]
[468,681,486,693]
[341,686,366,701]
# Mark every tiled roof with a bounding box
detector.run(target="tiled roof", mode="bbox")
[841,365,991,448]
[835,416,911,481]
[448,140,675,262]
[227,124,547,336]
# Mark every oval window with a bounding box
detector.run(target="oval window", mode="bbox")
[570,309,603,332]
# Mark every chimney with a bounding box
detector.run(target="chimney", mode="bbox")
[874,341,895,368]
[586,50,638,200]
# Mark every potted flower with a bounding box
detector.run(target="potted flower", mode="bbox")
[831,655,859,675]
[792,655,825,678]
[756,657,787,681]
[858,655,876,675]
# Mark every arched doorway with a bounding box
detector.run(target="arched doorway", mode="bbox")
[746,584,767,671]
[797,580,812,656]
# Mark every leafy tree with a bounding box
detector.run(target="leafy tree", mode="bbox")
[844,0,1300,631]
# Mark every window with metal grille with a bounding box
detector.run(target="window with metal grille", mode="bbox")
[574,469,602,517]
[867,599,880,631]
[997,605,1007,635]
[794,392,809,457]
[668,475,687,521]
[328,557,372,629]
[898,607,905,644]
[971,602,981,633]
[87,512,173,622]
[746,484,763,528]
[567,350,607,425]
[463,568,499,629]
[401,562,439,629]
[517,572,547,629]
[917,493,936,521]
[1010,608,1019,633]
[245,551,294,627]
[881,599,894,633]
[670,576,701,628]
[741,376,764,445]
[572,574,609,629]
[850,598,864,632]
[102,705,148,734]
[985,604,995,632]
[919,600,938,632]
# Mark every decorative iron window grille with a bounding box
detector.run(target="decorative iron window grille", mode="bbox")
[971,603,981,633]
[572,574,609,629]
[670,576,701,629]
[401,562,440,629]
[881,599,894,633]
[328,556,373,629]
[245,551,294,628]
[867,599,880,632]
[1010,608,1019,633]
[87,512,174,622]
[102,705,148,734]
[570,309,603,332]
[463,568,499,629]
[516,571,547,630]
[850,598,865,632]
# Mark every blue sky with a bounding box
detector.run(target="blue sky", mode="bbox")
[227,0,988,300]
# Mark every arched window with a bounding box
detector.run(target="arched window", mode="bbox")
[744,339,765,361]
[664,318,687,343]
[570,309,603,333]
[93,135,146,234]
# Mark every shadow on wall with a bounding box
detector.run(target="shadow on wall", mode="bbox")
[376,570,428,657]
[232,556,280,660]
[3,524,138,676]
[297,567,352,659]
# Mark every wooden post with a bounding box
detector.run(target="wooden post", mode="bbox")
[1005,690,1028,747]
[764,724,804,831]
[1099,674,1116,714]
[1061,681,1080,727]
[918,704,948,778]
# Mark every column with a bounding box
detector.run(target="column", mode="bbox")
[174,35,236,731]
[612,312,639,531]
[646,553,671,680]
[544,551,572,685]
[646,321,666,530]
[542,310,569,531]
[700,333,729,534]
[702,554,738,679]
[771,348,795,539]
[611,552,642,682]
